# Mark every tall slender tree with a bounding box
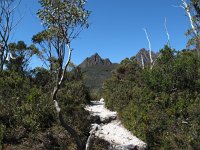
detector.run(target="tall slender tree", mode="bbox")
[37,0,89,149]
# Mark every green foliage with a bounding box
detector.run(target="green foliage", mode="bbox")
[31,67,52,87]
[1,1,91,149]
[0,71,54,136]
[32,30,53,44]
[91,138,110,150]
[34,0,91,87]
[0,124,5,150]
[37,0,90,30]
[103,45,200,149]
[58,80,91,144]
[6,41,39,74]
[36,0,90,51]
[0,68,91,148]
[18,86,55,131]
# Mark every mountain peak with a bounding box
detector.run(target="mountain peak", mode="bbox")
[79,53,112,68]
[94,52,100,56]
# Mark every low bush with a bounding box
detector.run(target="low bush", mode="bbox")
[103,46,200,149]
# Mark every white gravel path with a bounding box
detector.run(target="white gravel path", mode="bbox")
[85,99,117,122]
[85,98,147,150]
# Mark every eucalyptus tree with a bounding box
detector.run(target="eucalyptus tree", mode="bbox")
[37,0,89,149]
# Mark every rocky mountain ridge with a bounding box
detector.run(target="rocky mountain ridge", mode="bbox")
[78,50,158,94]
[79,49,157,69]
[79,53,112,69]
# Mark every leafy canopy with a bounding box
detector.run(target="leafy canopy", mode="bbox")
[37,0,90,43]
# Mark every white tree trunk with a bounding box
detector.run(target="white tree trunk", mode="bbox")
[141,54,145,69]
[143,28,153,68]
[164,17,170,47]
[51,44,84,150]
[182,0,198,36]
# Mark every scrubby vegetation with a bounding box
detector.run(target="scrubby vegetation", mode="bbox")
[0,0,199,149]
[0,65,91,149]
[103,45,200,149]
[0,0,92,148]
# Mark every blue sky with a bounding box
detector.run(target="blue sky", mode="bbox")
[13,0,190,68]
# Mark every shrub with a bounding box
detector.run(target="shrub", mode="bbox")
[103,46,200,149]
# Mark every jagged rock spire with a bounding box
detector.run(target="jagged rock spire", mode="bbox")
[79,53,112,68]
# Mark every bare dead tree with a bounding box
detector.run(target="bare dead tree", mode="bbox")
[0,0,22,71]
[164,17,171,47]
[141,54,145,69]
[143,28,153,69]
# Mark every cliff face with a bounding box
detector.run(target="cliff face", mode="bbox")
[79,53,112,69]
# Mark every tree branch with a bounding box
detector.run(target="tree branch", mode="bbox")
[143,28,153,67]
[164,17,170,47]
